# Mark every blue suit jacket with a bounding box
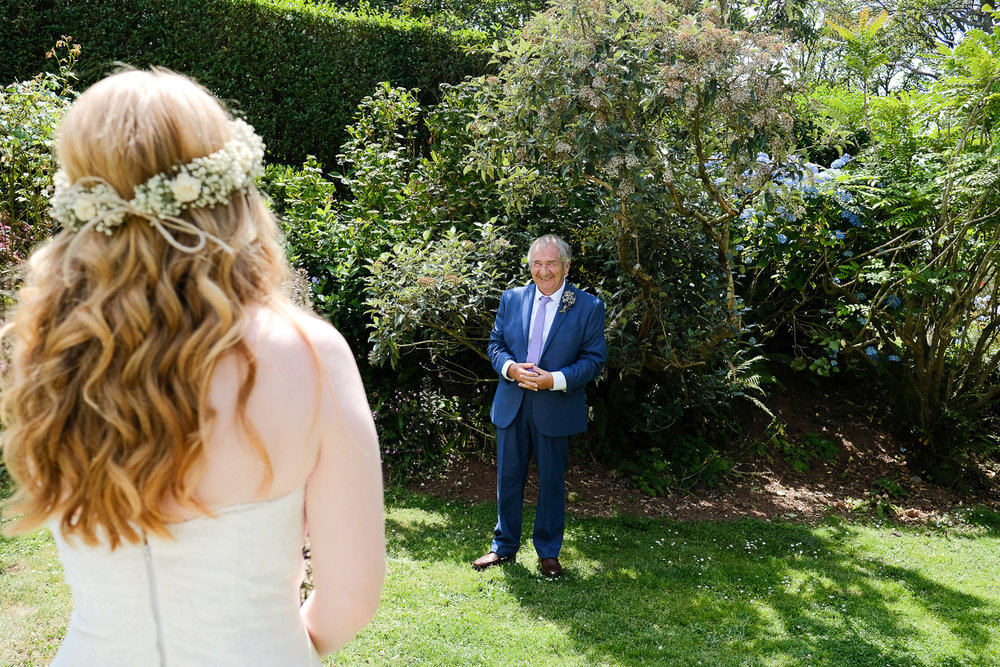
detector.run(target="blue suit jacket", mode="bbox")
[488,283,606,437]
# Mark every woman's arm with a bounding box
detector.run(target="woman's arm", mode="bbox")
[299,320,385,656]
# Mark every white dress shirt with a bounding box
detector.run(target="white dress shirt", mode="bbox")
[502,281,568,391]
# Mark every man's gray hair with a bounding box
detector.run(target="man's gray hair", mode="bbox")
[527,234,572,267]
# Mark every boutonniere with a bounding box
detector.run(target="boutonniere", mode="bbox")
[560,290,576,313]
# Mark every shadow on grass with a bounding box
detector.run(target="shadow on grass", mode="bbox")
[385,490,999,666]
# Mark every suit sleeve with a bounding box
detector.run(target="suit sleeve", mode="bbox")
[559,297,607,393]
[487,290,515,379]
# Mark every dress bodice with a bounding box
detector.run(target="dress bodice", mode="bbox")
[51,485,321,666]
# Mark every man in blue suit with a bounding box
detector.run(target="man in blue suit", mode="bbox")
[473,234,606,578]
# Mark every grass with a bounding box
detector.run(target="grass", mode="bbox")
[3,490,1000,666]
[0,526,71,666]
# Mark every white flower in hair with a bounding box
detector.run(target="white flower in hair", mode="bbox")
[72,198,98,222]
[170,173,202,203]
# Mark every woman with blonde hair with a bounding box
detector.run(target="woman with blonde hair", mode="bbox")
[0,69,385,665]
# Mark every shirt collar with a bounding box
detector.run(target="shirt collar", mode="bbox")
[535,280,567,306]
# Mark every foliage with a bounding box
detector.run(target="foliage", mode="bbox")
[0,0,490,169]
[839,25,1000,469]
[367,223,517,369]
[321,0,549,36]
[332,82,529,373]
[616,428,735,495]
[0,39,76,275]
[263,157,374,346]
[825,7,892,132]
[758,420,838,473]
[738,17,1000,478]
[476,0,801,341]
[872,475,909,499]
[372,379,492,484]
[0,41,77,491]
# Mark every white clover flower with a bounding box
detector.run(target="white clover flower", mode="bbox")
[171,172,202,203]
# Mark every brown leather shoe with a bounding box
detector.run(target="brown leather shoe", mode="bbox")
[472,551,515,571]
[539,557,563,578]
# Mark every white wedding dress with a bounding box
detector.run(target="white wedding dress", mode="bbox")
[50,485,322,666]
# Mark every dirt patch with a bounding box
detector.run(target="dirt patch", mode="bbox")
[411,370,1000,523]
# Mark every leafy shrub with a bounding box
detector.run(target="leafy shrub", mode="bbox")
[0,39,76,275]
[616,431,735,496]
[739,23,1000,476]
[0,0,491,169]
[264,157,374,347]
[323,0,548,36]
[372,378,491,484]
[327,1,811,488]
[758,421,837,473]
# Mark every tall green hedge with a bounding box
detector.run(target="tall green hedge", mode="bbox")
[0,0,491,168]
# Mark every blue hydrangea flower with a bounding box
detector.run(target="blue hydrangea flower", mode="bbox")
[865,346,879,359]
[739,208,756,221]
[888,354,901,362]
[830,153,852,169]
[839,209,862,227]
[756,152,771,163]
[843,250,854,257]
[776,233,788,244]
[833,277,841,284]
[833,230,846,240]
[885,294,901,309]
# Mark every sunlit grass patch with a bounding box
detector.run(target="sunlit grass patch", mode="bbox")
[0,526,71,667]
[2,489,998,666]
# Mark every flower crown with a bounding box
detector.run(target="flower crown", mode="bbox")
[50,119,265,253]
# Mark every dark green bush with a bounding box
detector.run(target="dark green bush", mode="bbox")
[323,0,549,36]
[371,376,493,484]
[0,0,490,169]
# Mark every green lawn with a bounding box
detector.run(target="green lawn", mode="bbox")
[3,490,999,666]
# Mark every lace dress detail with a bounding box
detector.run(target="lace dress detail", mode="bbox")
[50,486,321,666]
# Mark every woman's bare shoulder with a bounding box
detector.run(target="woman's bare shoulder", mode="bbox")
[244,303,346,352]
[242,303,357,387]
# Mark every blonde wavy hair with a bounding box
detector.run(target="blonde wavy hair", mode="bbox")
[1,69,289,548]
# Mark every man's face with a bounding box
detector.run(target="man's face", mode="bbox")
[530,244,568,296]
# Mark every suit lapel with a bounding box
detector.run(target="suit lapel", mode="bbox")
[520,284,535,353]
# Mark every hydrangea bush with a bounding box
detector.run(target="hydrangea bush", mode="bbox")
[735,22,1000,478]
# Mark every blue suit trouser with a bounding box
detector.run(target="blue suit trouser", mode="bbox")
[491,391,569,559]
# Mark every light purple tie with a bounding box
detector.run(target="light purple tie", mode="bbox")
[526,295,551,365]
